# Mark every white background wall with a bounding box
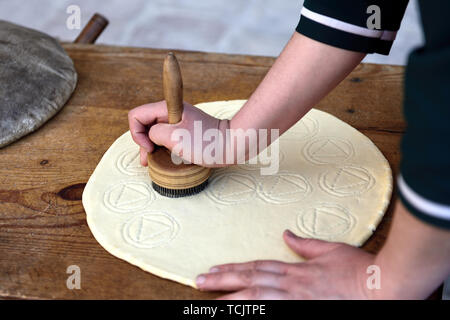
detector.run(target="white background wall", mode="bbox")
[0,0,424,65]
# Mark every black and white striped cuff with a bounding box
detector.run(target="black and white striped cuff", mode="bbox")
[296,6,397,55]
[398,175,450,229]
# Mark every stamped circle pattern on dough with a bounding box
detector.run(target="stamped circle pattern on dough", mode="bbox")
[206,172,258,205]
[282,116,319,141]
[303,137,354,165]
[122,211,179,249]
[297,204,356,239]
[84,101,392,288]
[319,166,375,197]
[259,173,311,204]
[103,181,155,213]
[117,148,148,176]
[237,149,285,171]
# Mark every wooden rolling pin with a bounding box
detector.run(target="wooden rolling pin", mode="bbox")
[74,13,109,44]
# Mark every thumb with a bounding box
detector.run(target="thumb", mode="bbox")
[148,123,176,150]
[283,230,340,259]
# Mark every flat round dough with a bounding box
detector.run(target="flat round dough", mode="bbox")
[0,20,77,148]
[83,100,392,288]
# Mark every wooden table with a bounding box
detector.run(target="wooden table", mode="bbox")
[0,44,406,299]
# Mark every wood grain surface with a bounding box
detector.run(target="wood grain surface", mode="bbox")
[0,43,408,299]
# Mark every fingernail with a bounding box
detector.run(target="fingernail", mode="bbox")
[209,267,220,273]
[285,230,295,237]
[196,275,206,286]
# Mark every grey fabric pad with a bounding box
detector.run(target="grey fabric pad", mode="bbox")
[0,20,77,148]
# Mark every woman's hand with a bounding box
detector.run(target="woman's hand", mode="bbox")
[196,230,376,299]
[128,100,228,167]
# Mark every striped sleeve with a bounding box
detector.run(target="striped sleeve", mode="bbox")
[296,0,409,55]
[398,0,450,230]
[398,176,450,229]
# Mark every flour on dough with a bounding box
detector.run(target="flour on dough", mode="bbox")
[83,100,392,288]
